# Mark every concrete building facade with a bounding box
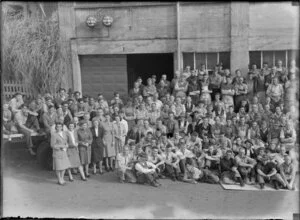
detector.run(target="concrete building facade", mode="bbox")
[57,2,299,99]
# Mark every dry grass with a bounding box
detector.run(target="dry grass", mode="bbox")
[3,6,71,95]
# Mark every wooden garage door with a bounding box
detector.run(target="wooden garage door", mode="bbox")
[79,55,128,101]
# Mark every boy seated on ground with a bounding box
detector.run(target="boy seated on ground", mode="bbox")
[279,155,297,190]
[134,152,161,187]
[220,150,244,186]
[175,138,196,180]
[256,154,286,190]
[185,158,220,184]
[148,147,166,179]
[203,139,222,171]
[116,146,137,184]
[163,143,180,181]
[235,147,257,185]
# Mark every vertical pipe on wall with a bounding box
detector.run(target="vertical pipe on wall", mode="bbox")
[260,51,263,69]
[273,51,275,66]
[285,50,288,68]
[193,52,196,70]
[205,53,208,71]
[176,2,181,72]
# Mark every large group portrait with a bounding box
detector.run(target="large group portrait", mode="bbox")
[1,1,299,219]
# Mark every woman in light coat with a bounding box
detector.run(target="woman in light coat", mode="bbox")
[51,122,71,185]
[66,121,87,181]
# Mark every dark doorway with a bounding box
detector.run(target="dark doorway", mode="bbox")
[127,53,174,91]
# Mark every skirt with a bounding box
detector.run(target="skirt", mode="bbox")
[78,145,92,165]
[91,146,104,163]
[53,150,71,171]
[67,147,82,168]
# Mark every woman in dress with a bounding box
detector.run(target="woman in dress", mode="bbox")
[77,120,93,177]
[123,99,136,130]
[51,122,71,185]
[100,113,116,171]
[66,121,87,181]
[90,119,104,175]
[113,115,127,155]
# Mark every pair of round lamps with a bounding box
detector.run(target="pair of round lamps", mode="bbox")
[86,15,113,28]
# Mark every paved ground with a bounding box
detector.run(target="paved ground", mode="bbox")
[2,143,299,219]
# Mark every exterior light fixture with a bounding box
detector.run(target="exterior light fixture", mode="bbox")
[86,15,97,28]
[102,15,113,27]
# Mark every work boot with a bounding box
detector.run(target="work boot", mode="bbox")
[237,177,245,187]
[274,181,279,190]
[28,148,36,156]
[260,183,265,189]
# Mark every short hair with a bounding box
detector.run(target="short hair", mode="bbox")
[59,88,66,92]
[191,131,198,137]
[226,150,233,154]
[19,104,27,109]
[77,98,84,103]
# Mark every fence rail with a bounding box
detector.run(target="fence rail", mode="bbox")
[3,80,35,100]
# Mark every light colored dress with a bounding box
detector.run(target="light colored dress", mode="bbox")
[77,128,93,165]
[51,131,71,171]
[66,130,82,168]
[100,121,116,157]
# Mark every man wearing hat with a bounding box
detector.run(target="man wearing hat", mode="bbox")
[134,152,161,187]
[256,154,286,190]
[244,139,256,159]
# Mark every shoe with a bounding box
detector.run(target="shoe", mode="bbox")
[120,179,124,183]
[236,177,244,187]
[28,149,36,156]
[260,183,265,189]
[160,175,166,179]
[274,182,279,190]
[69,178,74,182]
[110,167,115,172]
[151,182,159,187]
[93,170,97,175]
[86,174,90,178]
[171,176,177,182]
[81,177,87,181]
[99,171,103,175]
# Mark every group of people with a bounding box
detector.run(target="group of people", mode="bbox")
[2,59,299,189]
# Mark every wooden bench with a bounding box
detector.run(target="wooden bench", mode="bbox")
[3,132,46,141]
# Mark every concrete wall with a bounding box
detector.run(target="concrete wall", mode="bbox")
[57,2,299,92]
[249,2,299,51]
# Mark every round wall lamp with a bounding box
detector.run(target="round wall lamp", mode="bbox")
[102,15,113,27]
[86,15,97,28]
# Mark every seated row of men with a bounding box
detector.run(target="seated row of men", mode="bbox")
[117,132,297,190]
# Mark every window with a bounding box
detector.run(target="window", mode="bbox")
[249,50,299,68]
[183,52,230,72]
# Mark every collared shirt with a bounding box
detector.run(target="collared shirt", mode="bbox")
[135,161,156,174]
[14,111,27,126]
[176,148,195,160]
[117,153,134,170]
[235,155,256,166]
[209,73,222,88]
[266,84,284,100]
